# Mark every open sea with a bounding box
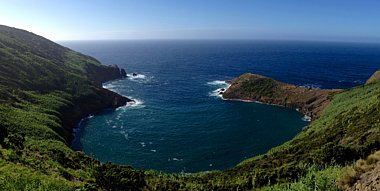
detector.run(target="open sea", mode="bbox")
[62,40,380,173]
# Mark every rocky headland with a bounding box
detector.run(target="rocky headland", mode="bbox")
[222,73,341,120]
[61,78,131,144]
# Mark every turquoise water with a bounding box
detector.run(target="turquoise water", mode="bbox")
[65,40,380,173]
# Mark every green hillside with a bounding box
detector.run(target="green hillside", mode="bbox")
[0,25,379,190]
[0,25,136,190]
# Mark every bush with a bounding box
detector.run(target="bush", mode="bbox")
[94,162,146,191]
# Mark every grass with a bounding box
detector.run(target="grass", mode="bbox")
[259,165,347,191]
[0,158,79,191]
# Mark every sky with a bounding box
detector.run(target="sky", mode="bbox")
[1,0,380,42]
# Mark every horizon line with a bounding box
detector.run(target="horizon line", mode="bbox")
[56,38,380,45]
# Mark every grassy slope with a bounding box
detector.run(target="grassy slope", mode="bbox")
[1,25,380,190]
[0,25,139,190]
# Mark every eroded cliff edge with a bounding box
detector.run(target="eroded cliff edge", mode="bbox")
[222,73,341,120]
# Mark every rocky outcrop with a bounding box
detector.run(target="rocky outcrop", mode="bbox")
[85,64,127,87]
[61,87,132,143]
[223,73,340,120]
[120,68,127,78]
[366,70,380,84]
[347,165,380,191]
[344,151,380,191]
[60,64,131,143]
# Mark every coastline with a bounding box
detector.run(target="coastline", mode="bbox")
[221,74,339,121]
[61,72,133,145]
[221,89,313,121]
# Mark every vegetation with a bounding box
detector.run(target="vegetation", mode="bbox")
[1,24,380,190]
[339,150,380,190]
[260,165,347,191]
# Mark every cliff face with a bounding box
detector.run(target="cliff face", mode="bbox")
[61,87,131,142]
[223,73,340,120]
[86,64,127,87]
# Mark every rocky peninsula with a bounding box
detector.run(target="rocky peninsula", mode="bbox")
[222,73,341,120]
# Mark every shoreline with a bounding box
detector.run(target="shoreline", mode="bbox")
[220,75,337,121]
[221,92,313,122]
[69,79,135,149]
[63,76,133,146]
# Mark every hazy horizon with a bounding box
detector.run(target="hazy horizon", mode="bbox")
[1,0,380,43]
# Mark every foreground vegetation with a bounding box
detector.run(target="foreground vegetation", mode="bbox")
[1,25,379,190]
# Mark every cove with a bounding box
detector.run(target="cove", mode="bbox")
[65,40,379,173]
[71,77,308,173]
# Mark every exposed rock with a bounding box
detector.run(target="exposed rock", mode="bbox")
[61,87,132,143]
[85,64,127,87]
[345,151,380,191]
[132,73,138,76]
[366,70,380,84]
[346,165,380,191]
[120,68,127,78]
[223,73,341,120]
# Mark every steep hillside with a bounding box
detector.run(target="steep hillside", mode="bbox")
[0,25,130,142]
[0,25,136,190]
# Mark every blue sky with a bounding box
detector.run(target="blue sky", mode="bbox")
[1,0,380,42]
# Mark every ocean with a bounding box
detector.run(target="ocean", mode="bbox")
[62,40,380,173]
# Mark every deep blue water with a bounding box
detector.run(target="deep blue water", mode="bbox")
[62,40,380,173]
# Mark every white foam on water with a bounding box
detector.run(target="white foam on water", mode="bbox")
[150,149,157,152]
[126,73,155,83]
[300,83,322,89]
[302,115,312,122]
[207,80,228,86]
[116,98,146,111]
[106,119,113,126]
[102,83,117,89]
[127,73,146,80]
[140,142,146,147]
[207,80,231,98]
[126,99,145,109]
